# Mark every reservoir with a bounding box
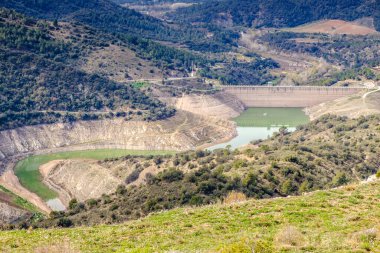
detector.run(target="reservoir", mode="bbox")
[209,107,309,150]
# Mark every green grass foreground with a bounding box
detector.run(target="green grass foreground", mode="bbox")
[14,149,176,201]
[1,181,379,252]
[234,108,309,127]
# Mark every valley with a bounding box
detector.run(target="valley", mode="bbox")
[0,0,380,252]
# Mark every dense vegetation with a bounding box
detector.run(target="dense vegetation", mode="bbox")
[0,0,196,41]
[1,181,379,252]
[112,0,206,4]
[199,58,279,85]
[27,114,380,227]
[259,32,380,68]
[0,8,175,130]
[170,0,379,30]
[0,0,236,53]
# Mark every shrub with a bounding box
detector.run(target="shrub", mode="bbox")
[57,218,73,228]
[85,199,98,208]
[159,168,184,182]
[68,199,78,209]
[220,241,251,253]
[332,172,348,187]
[376,170,380,178]
[280,180,293,195]
[116,185,127,195]
[253,240,274,253]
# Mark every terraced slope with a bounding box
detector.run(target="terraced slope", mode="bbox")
[0,179,379,252]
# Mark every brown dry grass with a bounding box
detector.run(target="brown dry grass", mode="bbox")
[223,191,247,204]
[275,226,305,248]
[289,19,378,35]
[34,240,78,253]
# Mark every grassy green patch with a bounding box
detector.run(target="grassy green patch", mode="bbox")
[0,185,40,213]
[233,107,309,127]
[131,81,150,89]
[0,181,379,252]
[14,149,175,201]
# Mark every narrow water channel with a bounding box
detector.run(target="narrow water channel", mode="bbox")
[209,108,309,150]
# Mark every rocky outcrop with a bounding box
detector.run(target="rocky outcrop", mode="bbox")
[0,202,28,225]
[0,110,236,160]
[162,91,245,119]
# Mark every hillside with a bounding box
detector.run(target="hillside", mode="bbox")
[15,114,377,227]
[0,179,379,252]
[170,0,379,31]
[0,0,199,42]
[0,0,238,53]
[0,8,190,130]
[288,19,379,35]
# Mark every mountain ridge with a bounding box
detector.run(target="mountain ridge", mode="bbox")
[170,0,380,31]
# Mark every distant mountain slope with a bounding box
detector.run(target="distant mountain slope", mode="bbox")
[170,0,380,31]
[0,0,200,41]
[0,8,175,130]
[112,0,206,4]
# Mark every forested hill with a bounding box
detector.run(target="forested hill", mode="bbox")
[0,0,202,42]
[170,0,380,31]
[0,8,175,130]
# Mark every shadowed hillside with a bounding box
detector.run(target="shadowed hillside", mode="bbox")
[170,0,379,30]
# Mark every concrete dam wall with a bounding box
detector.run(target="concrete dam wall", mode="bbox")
[222,86,365,107]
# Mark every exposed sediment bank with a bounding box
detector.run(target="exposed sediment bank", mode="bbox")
[0,111,236,162]
[161,91,245,119]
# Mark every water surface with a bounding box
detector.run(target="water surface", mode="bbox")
[209,108,309,150]
[46,198,66,211]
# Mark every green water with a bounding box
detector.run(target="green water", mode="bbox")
[209,107,309,150]
[15,149,175,201]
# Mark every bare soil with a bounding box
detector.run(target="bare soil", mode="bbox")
[288,19,379,35]
[306,88,380,120]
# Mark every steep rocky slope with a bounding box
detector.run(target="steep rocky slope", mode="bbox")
[0,110,235,160]
[162,91,245,119]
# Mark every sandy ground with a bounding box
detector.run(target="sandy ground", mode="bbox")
[0,170,51,214]
[39,160,63,178]
[306,87,380,120]
[289,19,378,35]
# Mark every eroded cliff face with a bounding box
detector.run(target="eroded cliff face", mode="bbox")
[161,92,245,119]
[0,111,236,160]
